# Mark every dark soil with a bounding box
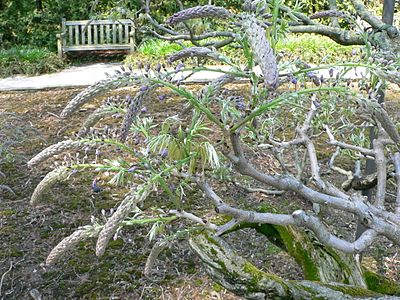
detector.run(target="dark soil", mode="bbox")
[0,86,301,300]
[0,84,399,299]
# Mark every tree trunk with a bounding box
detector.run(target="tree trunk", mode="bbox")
[189,231,399,299]
[252,223,367,287]
[189,225,400,299]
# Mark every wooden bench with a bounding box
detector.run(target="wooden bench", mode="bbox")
[57,18,135,58]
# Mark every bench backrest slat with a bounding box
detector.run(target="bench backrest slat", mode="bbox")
[81,25,85,45]
[124,24,129,44]
[93,24,98,45]
[119,24,123,44]
[87,25,92,45]
[68,26,73,46]
[112,24,116,44]
[100,24,104,44]
[74,25,79,45]
[105,24,110,43]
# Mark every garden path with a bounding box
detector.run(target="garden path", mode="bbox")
[0,63,365,91]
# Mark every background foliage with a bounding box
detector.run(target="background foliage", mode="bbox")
[0,0,383,51]
[0,0,139,50]
[0,46,64,77]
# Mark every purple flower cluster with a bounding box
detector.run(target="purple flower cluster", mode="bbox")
[159,148,168,158]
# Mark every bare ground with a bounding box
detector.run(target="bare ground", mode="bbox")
[0,85,399,299]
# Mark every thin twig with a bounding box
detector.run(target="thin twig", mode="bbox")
[169,209,218,230]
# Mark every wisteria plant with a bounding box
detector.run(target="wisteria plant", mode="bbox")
[29,1,400,299]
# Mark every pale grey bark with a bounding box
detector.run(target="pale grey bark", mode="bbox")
[394,152,400,214]
[189,232,394,299]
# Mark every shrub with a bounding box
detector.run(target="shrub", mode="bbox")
[0,46,65,77]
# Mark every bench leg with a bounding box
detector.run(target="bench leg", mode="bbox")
[57,38,64,59]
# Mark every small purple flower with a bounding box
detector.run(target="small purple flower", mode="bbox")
[329,68,334,77]
[351,48,357,56]
[140,85,149,92]
[306,71,317,78]
[127,166,136,173]
[291,77,298,84]
[125,95,132,105]
[92,178,102,193]
[159,148,168,158]
[312,76,321,86]
[158,94,167,101]
[141,106,147,113]
[312,100,321,109]
[175,63,185,73]
[169,183,176,191]
[235,101,245,111]
[155,63,162,73]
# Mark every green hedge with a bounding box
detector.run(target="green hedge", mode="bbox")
[0,46,65,78]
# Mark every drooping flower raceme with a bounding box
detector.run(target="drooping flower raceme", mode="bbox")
[241,16,279,89]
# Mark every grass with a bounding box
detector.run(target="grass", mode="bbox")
[138,39,185,58]
[125,39,185,66]
[0,46,65,78]
[0,34,360,77]
[276,34,360,64]
[125,34,360,67]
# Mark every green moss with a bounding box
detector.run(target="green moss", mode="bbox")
[51,222,67,229]
[40,230,50,239]
[75,264,91,273]
[67,195,79,210]
[194,279,203,286]
[243,262,264,289]
[204,233,222,247]
[230,206,321,281]
[318,248,354,284]
[275,226,320,281]
[0,209,16,216]
[186,259,197,274]
[210,214,232,226]
[213,283,223,292]
[364,269,400,295]
[108,238,123,249]
[254,223,287,251]
[76,281,98,295]
[320,282,379,297]
[0,225,16,235]
[9,247,23,257]
[242,261,288,294]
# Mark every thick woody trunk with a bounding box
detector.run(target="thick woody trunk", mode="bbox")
[252,223,366,286]
[189,227,400,299]
[189,231,396,299]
